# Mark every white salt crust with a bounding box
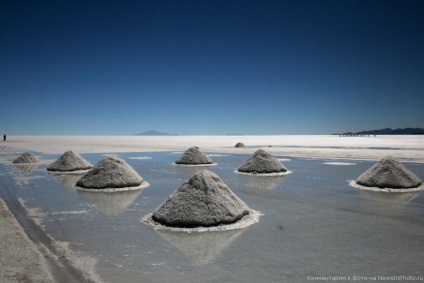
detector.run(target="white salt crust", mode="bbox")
[76,182,150,192]
[172,162,217,167]
[349,180,424,192]
[234,170,292,177]
[46,169,92,175]
[324,162,356,166]
[140,210,261,233]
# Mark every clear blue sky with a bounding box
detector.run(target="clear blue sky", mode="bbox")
[1,0,423,135]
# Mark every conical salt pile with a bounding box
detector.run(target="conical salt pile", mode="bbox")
[237,149,287,174]
[47,150,93,172]
[76,157,145,189]
[152,170,250,227]
[356,156,422,189]
[13,152,39,164]
[235,142,245,148]
[175,146,213,165]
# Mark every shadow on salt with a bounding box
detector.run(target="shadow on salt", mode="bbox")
[141,210,261,233]
[234,170,292,177]
[76,182,149,193]
[172,162,217,167]
[349,180,424,193]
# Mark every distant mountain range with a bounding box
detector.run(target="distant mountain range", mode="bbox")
[134,130,178,136]
[338,128,424,135]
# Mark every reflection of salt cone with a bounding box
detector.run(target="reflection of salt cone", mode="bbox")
[237,174,286,190]
[77,190,141,215]
[49,173,83,189]
[358,190,421,206]
[354,189,423,219]
[174,165,205,180]
[156,229,244,265]
[13,163,40,173]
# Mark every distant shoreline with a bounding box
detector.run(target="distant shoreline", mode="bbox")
[335,127,424,136]
[2,135,424,163]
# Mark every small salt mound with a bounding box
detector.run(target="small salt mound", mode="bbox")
[47,150,92,172]
[13,152,39,164]
[237,149,287,174]
[76,157,147,190]
[151,170,253,228]
[175,146,213,165]
[235,142,245,148]
[355,156,422,189]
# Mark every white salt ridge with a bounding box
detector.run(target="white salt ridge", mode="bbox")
[324,162,356,166]
[17,198,103,282]
[172,162,217,167]
[207,154,227,157]
[76,182,150,193]
[349,180,424,192]
[278,158,291,162]
[129,156,152,160]
[141,210,262,233]
[234,170,292,177]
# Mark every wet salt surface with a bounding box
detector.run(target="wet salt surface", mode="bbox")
[1,152,424,282]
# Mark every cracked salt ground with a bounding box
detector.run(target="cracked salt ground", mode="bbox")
[1,151,424,282]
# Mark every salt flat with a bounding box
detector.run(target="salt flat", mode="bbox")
[3,135,424,162]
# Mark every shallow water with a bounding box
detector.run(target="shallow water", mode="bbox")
[1,151,424,282]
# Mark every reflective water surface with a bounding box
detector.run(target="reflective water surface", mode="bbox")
[1,151,424,282]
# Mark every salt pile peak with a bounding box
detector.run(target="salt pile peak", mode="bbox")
[356,156,422,189]
[152,170,251,227]
[76,157,146,190]
[237,149,287,174]
[175,146,213,165]
[47,150,92,172]
[13,152,39,164]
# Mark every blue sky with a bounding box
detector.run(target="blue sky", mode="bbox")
[1,0,423,135]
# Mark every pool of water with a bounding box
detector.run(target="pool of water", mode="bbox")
[1,151,424,282]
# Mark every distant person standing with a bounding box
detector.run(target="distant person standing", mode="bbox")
[3,134,5,141]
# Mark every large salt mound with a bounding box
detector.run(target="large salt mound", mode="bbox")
[152,170,251,227]
[76,157,145,190]
[47,150,92,172]
[237,149,287,174]
[356,156,422,189]
[175,146,213,165]
[13,152,39,164]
